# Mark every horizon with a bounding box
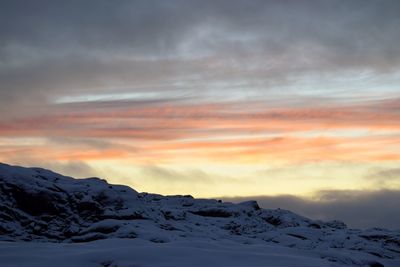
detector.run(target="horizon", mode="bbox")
[1,0,400,229]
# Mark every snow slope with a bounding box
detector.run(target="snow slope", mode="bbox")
[0,162,399,266]
[3,238,392,267]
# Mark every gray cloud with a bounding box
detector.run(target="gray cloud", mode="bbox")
[43,160,99,178]
[1,0,400,116]
[139,165,244,184]
[6,158,98,178]
[223,190,400,229]
[2,1,399,59]
[368,168,400,180]
[140,165,215,184]
[45,137,138,154]
[365,167,400,188]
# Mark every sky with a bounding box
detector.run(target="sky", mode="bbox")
[1,0,400,228]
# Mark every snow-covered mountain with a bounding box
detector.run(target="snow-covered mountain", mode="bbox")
[0,162,399,267]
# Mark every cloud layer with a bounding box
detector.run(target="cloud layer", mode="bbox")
[1,0,400,113]
[223,189,400,229]
[1,0,400,228]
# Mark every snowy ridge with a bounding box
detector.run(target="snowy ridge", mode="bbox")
[0,162,399,267]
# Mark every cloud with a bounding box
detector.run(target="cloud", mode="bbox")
[133,164,252,196]
[0,98,399,164]
[223,189,400,229]
[365,167,400,188]
[42,160,99,178]
[135,165,212,195]
[140,165,214,184]
[1,0,400,115]
[368,168,400,179]
[46,137,138,153]
[2,157,99,178]
[1,1,400,205]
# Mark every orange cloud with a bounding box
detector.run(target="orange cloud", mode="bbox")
[0,99,399,164]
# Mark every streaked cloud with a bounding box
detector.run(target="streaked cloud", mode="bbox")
[0,98,399,164]
[1,0,400,228]
[1,0,400,114]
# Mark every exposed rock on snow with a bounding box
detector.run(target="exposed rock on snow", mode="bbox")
[0,163,399,266]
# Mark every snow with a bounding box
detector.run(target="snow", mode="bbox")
[3,238,397,267]
[0,162,399,266]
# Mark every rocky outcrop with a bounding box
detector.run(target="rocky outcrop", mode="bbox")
[0,163,399,266]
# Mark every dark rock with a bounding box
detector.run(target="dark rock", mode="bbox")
[238,200,261,211]
[324,220,347,229]
[287,233,308,240]
[308,223,322,229]
[263,215,282,226]
[369,261,385,267]
[190,209,234,218]
[9,186,60,216]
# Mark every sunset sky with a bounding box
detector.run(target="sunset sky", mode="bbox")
[1,1,400,227]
